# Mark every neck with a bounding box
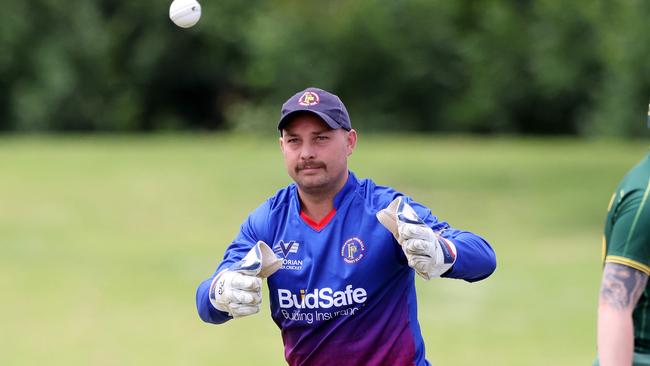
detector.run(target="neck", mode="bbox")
[298,193,334,223]
[297,172,348,222]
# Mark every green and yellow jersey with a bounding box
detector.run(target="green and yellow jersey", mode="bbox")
[603,151,650,352]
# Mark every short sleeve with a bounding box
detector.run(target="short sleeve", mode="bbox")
[605,188,650,275]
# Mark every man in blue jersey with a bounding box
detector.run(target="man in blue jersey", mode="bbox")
[196,87,497,366]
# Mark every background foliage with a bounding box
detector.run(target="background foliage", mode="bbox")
[1,0,649,135]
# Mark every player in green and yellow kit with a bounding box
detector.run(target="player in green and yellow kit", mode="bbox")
[595,105,650,366]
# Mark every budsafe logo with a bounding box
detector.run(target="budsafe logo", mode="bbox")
[274,240,303,271]
[278,285,367,309]
[277,285,368,324]
[341,237,366,264]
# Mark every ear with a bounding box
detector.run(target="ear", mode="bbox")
[346,129,357,157]
[279,136,284,152]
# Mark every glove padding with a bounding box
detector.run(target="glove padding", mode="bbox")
[377,196,457,280]
[209,241,282,318]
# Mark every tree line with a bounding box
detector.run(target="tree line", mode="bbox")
[1,0,649,136]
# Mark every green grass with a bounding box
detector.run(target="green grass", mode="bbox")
[0,134,647,365]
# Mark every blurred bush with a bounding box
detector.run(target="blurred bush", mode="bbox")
[1,0,649,136]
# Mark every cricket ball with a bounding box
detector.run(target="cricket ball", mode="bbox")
[169,0,202,28]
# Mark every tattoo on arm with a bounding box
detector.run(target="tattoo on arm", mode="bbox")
[600,263,648,310]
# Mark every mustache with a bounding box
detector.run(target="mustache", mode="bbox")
[296,161,326,172]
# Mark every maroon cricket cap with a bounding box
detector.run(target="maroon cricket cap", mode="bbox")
[278,87,352,132]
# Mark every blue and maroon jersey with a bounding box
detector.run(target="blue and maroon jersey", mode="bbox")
[196,172,496,366]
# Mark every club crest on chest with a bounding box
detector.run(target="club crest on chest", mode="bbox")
[341,237,366,264]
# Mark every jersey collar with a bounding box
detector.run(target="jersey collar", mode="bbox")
[291,171,360,232]
[332,171,359,209]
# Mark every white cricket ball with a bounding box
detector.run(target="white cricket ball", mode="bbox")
[169,0,202,28]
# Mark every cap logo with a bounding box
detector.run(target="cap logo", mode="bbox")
[298,92,320,106]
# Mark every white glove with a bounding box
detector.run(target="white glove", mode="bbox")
[210,270,262,318]
[209,241,282,318]
[377,197,457,280]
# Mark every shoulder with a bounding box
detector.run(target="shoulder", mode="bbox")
[352,173,449,231]
[608,155,650,221]
[354,175,403,213]
[245,183,296,230]
[266,183,297,211]
[611,182,650,221]
[618,153,650,194]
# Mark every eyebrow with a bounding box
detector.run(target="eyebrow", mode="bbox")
[284,129,333,137]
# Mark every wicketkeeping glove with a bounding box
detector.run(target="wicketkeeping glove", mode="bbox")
[209,241,282,318]
[377,196,457,280]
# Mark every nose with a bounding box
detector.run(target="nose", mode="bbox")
[299,141,315,161]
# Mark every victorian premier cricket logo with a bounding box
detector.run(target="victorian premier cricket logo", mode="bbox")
[274,240,303,271]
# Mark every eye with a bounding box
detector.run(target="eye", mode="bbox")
[315,135,329,141]
[286,137,299,144]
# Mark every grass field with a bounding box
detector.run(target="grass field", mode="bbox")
[1,134,648,365]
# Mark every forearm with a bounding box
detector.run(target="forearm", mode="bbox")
[441,232,496,282]
[598,304,634,366]
[597,262,648,365]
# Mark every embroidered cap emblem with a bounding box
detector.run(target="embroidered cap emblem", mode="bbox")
[298,91,320,106]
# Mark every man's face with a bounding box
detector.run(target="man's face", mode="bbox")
[279,113,356,196]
